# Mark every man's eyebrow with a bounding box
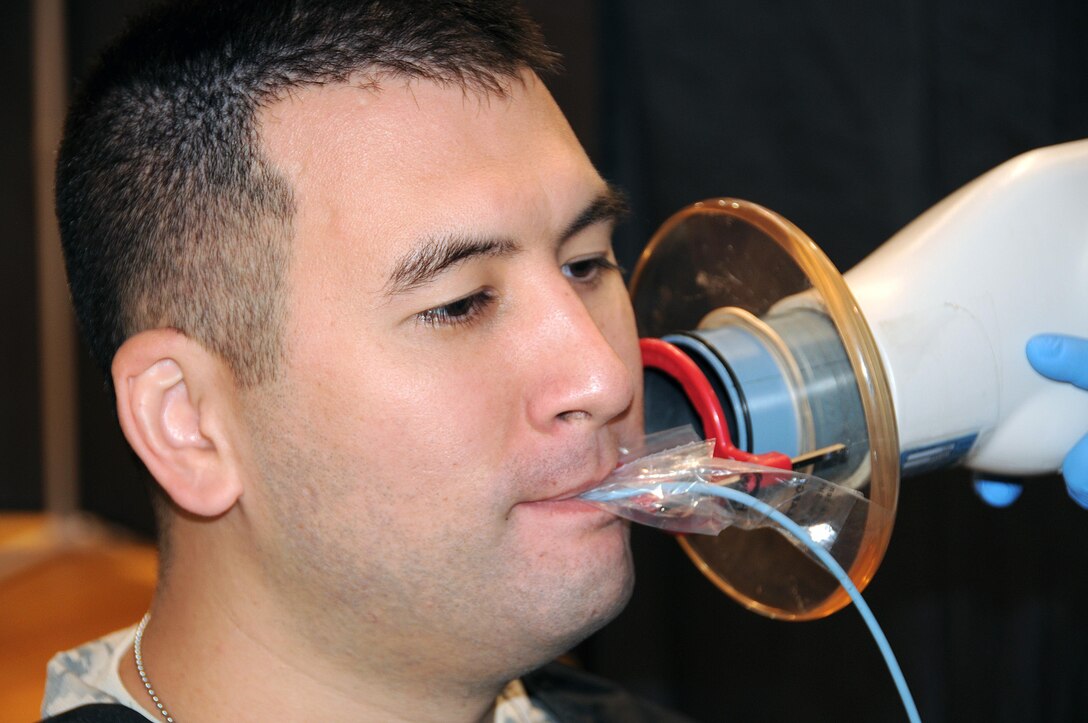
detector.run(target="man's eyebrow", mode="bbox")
[384,235,517,296]
[382,186,628,297]
[558,185,630,246]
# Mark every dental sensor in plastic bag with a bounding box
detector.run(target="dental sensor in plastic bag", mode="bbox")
[582,432,920,723]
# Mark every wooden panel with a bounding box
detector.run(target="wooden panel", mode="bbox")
[0,514,156,722]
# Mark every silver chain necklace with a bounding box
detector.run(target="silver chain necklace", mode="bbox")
[134,612,176,723]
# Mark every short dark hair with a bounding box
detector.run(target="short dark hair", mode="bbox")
[57,0,560,388]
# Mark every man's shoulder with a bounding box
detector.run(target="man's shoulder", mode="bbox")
[40,626,147,721]
[523,662,699,723]
[40,704,149,722]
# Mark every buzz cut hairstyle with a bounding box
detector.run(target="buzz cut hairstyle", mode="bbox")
[56,0,560,389]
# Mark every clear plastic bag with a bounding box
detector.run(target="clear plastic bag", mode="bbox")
[581,428,869,566]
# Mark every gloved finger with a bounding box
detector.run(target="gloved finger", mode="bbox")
[1063,433,1088,509]
[972,477,1023,507]
[1026,334,1088,389]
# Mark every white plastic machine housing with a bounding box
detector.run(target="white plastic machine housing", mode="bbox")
[844,139,1088,476]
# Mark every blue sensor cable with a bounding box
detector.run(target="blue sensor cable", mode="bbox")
[591,482,921,723]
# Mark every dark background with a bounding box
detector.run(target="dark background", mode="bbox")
[1,1,42,512]
[4,1,1087,720]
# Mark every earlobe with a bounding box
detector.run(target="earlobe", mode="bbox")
[113,330,244,518]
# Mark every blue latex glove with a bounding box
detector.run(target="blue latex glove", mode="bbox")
[971,476,1024,507]
[974,334,1088,509]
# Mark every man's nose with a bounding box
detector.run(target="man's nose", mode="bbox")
[521,280,636,433]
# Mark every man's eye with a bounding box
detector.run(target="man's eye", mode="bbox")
[561,256,624,284]
[416,290,495,328]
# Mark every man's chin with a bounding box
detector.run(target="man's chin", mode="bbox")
[526,532,635,655]
[503,572,635,684]
[443,529,635,689]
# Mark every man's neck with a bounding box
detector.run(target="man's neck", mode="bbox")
[120,552,504,722]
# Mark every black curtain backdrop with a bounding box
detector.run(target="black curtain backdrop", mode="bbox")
[574,1,1088,722]
[0,2,41,510]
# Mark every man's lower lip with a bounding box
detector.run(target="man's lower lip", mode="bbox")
[522,497,617,518]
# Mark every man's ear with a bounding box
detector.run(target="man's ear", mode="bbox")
[112,328,244,517]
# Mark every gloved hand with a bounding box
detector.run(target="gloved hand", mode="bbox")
[973,334,1088,509]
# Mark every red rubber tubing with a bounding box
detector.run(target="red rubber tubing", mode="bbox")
[640,337,792,471]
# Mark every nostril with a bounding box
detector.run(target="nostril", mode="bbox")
[557,409,591,423]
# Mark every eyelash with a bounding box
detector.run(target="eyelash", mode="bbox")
[562,255,625,286]
[416,288,497,329]
[415,256,623,329]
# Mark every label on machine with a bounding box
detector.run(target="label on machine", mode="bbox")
[900,433,979,477]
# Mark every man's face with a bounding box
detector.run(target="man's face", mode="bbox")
[244,71,643,684]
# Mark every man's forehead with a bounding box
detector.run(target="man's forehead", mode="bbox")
[256,76,394,180]
[256,70,555,169]
[255,71,587,234]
